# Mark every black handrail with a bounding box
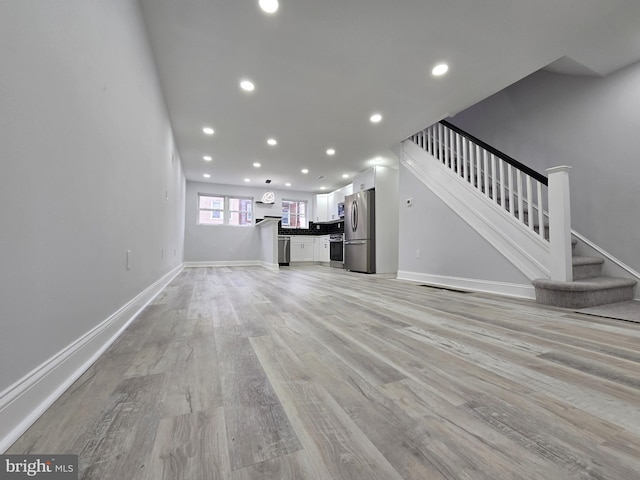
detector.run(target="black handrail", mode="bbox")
[439,120,548,186]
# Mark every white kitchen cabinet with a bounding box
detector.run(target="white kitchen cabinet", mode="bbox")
[314,194,328,222]
[290,236,315,262]
[352,168,375,191]
[314,236,330,263]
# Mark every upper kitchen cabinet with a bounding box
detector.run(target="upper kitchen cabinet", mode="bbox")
[352,169,376,191]
[314,193,329,222]
[315,184,353,222]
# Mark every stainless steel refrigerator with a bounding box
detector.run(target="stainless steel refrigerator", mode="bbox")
[344,189,375,273]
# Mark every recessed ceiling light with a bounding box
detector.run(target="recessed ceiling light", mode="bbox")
[203,173,211,178]
[326,148,336,156]
[244,178,251,182]
[203,127,214,135]
[240,79,255,92]
[253,162,261,168]
[203,155,212,161]
[320,186,326,191]
[301,168,309,174]
[432,63,449,76]
[267,138,277,146]
[342,173,349,178]
[259,0,278,14]
[370,113,382,123]
[285,183,291,187]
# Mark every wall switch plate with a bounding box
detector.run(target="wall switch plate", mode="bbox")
[416,249,421,259]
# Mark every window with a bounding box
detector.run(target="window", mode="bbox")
[282,200,307,229]
[198,194,253,226]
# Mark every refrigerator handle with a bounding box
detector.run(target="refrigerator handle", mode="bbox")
[351,200,358,232]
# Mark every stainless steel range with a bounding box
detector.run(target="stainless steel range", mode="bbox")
[329,233,344,268]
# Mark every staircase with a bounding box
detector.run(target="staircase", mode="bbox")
[532,239,636,308]
[405,120,637,309]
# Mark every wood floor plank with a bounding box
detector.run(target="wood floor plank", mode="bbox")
[141,407,231,480]
[214,326,302,470]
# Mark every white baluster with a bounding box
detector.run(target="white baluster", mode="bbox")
[537,181,545,240]
[507,164,513,214]
[491,154,497,204]
[468,141,475,187]
[517,170,524,223]
[483,150,489,197]
[462,137,467,182]
[455,133,461,175]
[527,175,534,230]
[438,124,443,162]
[476,145,482,191]
[499,158,506,210]
[444,126,450,168]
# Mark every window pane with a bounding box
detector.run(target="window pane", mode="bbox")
[230,211,252,226]
[199,210,223,225]
[199,195,224,209]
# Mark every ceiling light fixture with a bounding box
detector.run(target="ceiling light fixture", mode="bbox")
[432,63,449,76]
[253,162,261,167]
[301,168,309,174]
[244,178,251,182]
[267,138,277,146]
[285,183,291,187]
[203,174,211,178]
[370,113,382,123]
[320,186,326,191]
[342,173,349,178]
[203,155,212,161]
[326,148,336,156]
[202,127,214,135]
[259,0,279,14]
[240,79,255,92]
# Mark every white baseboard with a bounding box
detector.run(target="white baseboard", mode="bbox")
[183,260,262,268]
[0,264,184,453]
[184,261,282,271]
[260,261,280,271]
[397,270,536,300]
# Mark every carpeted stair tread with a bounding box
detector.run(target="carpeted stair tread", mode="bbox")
[572,256,604,267]
[532,276,636,292]
[533,276,636,308]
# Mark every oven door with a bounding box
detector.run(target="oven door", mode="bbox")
[329,240,344,267]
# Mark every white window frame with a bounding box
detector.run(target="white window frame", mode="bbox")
[281,199,307,229]
[197,194,253,226]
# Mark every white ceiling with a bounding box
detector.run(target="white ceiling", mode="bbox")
[139,0,640,193]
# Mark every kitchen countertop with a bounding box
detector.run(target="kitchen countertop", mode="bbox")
[255,216,282,227]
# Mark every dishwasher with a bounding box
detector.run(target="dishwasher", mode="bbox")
[278,236,290,266]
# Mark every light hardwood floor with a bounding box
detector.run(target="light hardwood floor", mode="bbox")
[7,266,640,479]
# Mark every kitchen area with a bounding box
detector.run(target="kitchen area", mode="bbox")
[274,165,398,275]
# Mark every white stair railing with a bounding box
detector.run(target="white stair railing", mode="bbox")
[410,121,549,243]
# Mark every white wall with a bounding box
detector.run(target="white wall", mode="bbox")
[184,181,314,262]
[0,0,185,445]
[398,163,531,294]
[449,62,640,275]
[373,166,399,274]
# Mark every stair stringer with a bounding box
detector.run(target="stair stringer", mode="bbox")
[402,140,550,281]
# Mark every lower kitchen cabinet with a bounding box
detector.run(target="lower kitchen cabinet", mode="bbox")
[314,236,330,263]
[290,236,330,263]
[290,237,315,262]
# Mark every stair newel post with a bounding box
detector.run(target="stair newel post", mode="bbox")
[546,166,573,282]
